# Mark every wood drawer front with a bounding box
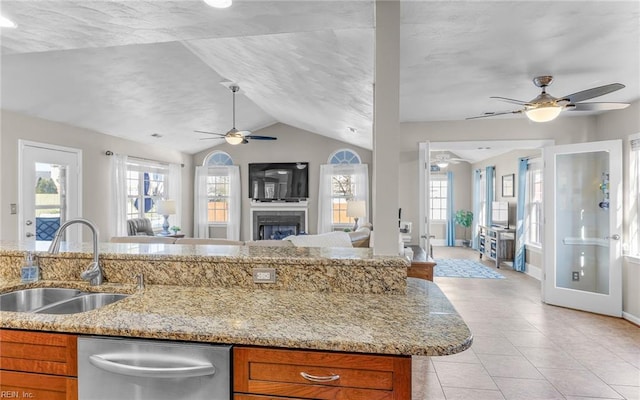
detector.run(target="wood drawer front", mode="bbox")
[250,362,393,390]
[0,329,77,376]
[234,347,411,400]
[0,370,77,400]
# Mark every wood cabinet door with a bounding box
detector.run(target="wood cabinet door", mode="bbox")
[0,370,77,400]
[0,329,77,376]
[234,346,411,400]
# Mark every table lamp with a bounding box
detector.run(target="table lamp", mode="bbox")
[346,200,366,231]
[156,200,176,235]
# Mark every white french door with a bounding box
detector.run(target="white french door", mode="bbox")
[19,140,82,244]
[543,140,622,317]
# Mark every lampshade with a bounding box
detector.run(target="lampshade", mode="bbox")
[436,161,449,169]
[156,200,176,216]
[225,134,244,145]
[203,0,232,8]
[346,200,366,218]
[525,105,562,122]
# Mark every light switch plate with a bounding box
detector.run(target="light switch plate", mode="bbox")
[253,268,276,283]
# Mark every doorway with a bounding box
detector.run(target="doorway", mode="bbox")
[19,140,82,244]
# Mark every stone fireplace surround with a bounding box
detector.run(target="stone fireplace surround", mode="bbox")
[250,201,308,241]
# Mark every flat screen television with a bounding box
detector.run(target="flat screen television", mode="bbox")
[491,201,509,228]
[248,162,309,201]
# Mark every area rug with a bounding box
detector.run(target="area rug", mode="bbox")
[434,259,505,279]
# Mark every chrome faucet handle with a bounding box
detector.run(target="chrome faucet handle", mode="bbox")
[81,261,103,286]
[134,273,145,290]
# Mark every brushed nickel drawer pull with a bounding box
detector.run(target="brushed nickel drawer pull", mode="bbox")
[300,371,340,382]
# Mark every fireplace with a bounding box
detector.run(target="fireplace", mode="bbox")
[250,202,308,241]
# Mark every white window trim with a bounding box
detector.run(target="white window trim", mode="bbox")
[429,173,448,222]
[626,132,640,258]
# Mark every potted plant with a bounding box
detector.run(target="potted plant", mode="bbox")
[170,226,181,235]
[454,210,473,247]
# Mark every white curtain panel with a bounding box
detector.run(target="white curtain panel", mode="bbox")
[226,165,241,241]
[109,153,128,237]
[168,163,182,230]
[317,164,334,233]
[193,166,209,238]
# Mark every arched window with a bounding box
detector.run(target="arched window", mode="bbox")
[328,149,361,165]
[318,149,369,233]
[204,151,233,166]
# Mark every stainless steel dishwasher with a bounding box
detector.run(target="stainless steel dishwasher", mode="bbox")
[78,336,231,400]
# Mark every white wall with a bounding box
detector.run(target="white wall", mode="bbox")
[593,100,640,321]
[192,123,373,241]
[0,110,193,241]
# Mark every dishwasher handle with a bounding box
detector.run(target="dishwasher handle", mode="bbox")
[89,354,216,379]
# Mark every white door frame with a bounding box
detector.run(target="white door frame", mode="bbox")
[542,139,623,317]
[18,140,83,243]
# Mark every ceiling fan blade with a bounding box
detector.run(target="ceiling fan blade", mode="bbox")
[568,102,630,111]
[490,96,531,106]
[246,135,277,140]
[561,83,625,103]
[466,110,523,120]
[195,130,225,136]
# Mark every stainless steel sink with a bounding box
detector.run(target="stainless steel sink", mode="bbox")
[0,288,82,312]
[0,288,128,314]
[35,293,128,314]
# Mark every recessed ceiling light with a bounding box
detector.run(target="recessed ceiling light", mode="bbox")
[0,15,17,28]
[203,0,232,8]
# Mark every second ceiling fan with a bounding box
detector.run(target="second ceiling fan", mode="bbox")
[196,84,277,145]
[467,76,629,122]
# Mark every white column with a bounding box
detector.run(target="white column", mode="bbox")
[373,0,401,255]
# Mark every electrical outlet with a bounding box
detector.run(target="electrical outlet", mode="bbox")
[572,271,580,281]
[253,268,276,283]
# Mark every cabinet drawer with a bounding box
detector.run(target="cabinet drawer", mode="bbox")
[234,347,410,400]
[0,329,77,376]
[0,370,77,400]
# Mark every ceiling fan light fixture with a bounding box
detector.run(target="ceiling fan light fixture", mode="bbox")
[525,105,562,123]
[0,15,17,28]
[225,134,244,145]
[436,161,449,169]
[203,0,232,8]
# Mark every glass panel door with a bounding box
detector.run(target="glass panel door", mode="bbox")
[544,140,622,317]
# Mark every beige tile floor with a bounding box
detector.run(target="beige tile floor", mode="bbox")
[412,246,640,400]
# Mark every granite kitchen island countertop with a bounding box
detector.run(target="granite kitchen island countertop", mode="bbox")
[0,278,472,357]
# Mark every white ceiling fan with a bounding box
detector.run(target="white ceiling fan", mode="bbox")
[467,76,629,122]
[430,153,469,169]
[196,84,277,145]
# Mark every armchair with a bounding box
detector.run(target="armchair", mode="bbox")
[127,218,155,236]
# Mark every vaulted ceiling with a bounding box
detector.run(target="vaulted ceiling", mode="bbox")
[2,1,638,154]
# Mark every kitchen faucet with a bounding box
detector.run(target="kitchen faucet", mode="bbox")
[48,218,103,285]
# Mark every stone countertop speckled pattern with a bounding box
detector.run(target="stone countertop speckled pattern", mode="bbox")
[0,278,472,356]
[0,243,408,294]
[0,241,406,265]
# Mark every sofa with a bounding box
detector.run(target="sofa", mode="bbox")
[110,226,372,248]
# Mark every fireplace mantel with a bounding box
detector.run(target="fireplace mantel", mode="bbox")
[250,201,309,241]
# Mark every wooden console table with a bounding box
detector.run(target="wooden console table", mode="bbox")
[406,245,436,281]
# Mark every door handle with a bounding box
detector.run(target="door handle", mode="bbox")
[606,234,620,240]
[89,354,216,379]
[25,220,33,226]
[25,232,34,237]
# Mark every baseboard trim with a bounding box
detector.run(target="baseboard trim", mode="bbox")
[525,263,542,281]
[623,311,640,326]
